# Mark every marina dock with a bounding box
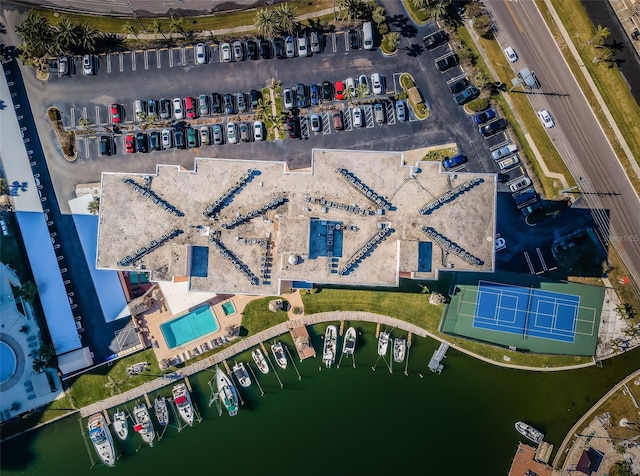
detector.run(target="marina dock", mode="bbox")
[428,342,449,374]
[289,325,316,360]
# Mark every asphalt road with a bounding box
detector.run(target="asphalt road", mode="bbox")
[486,0,640,292]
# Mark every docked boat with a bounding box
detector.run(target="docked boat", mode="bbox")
[342,327,356,355]
[252,348,269,374]
[154,397,169,426]
[515,421,544,444]
[378,330,390,356]
[323,325,337,368]
[232,361,251,388]
[88,413,116,467]
[216,366,239,417]
[132,403,155,447]
[112,409,128,441]
[271,341,287,369]
[393,338,406,363]
[172,383,194,427]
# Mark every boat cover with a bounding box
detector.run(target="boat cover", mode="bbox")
[175,395,187,405]
[133,424,142,432]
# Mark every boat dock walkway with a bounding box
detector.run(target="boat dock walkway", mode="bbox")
[79,312,428,417]
[428,342,449,374]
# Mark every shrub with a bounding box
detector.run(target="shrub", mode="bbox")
[466,1,484,18]
[473,13,494,39]
[466,97,490,112]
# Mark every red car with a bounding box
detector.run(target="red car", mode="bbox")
[125,134,135,153]
[185,96,196,119]
[111,103,121,124]
[334,80,345,100]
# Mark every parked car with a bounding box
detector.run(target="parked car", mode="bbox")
[286,116,299,138]
[509,176,532,193]
[396,100,406,121]
[135,132,148,153]
[147,99,157,117]
[223,93,235,114]
[358,74,370,95]
[479,118,508,137]
[538,109,555,128]
[322,81,333,101]
[187,127,197,148]
[423,30,448,50]
[174,128,185,149]
[134,99,145,117]
[504,46,518,63]
[498,154,520,170]
[233,41,244,61]
[149,131,161,151]
[345,77,356,98]
[196,43,206,64]
[283,88,294,110]
[442,154,468,170]
[453,86,480,105]
[348,29,359,49]
[250,89,261,110]
[374,102,385,124]
[200,126,210,145]
[332,109,344,130]
[82,54,95,75]
[185,96,197,119]
[491,143,518,160]
[239,123,251,142]
[259,39,271,59]
[236,92,247,113]
[371,73,384,95]
[310,31,321,53]
[246,40,258,60]
[58,56,68,76]
[173,97,183,120]
[125,134,135,153]
[220,42,232,62]
[310,83,320,106]
[296,83,307,108]
[161,129,173,148]
[159,98,171,119]
[227,122,238,144]
[285,36,296,58]
[253,121,264,141]
[334,80,345,100]
[448,77,469,94]
[210,93,222,114]
[198,94,209,116]
[352,107,363,127]
[297,35,309,57]
[273,37,285,58]
[436,53,459,72]
[310,114,321,133]
[474,108,496,125]
[111,103,121,124]
[99,136,112,156]
[212,124,223,145]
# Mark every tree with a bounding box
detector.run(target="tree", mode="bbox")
[254,8,279,38]
[16,11,54,58]
[32,344,55,373]
[55,17,79,54]
[122,22,139,41]
[411,0,431,9]
[151,19,167,41]
[168,15,185,37]
[76,23,98,52]
[430,0,451,22]
[337,0,365,22]
[17,281,38,303]
[473,13,493,39]
[255,97,272,120]
[385,31,401,51]
[87,198,100,215]
[355,83,368,98]
[78,116,90,130]
[276,3,299,36]
[589,24,611,45]
[609,460,632,476]
[372,5,386,26]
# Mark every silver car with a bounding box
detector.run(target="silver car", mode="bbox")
[396,100,406,121]
[310,114,321,132]
[212,124,223,145]
[220,42,232,62]
[352,107,363,127]
[161,129,173,149]
[233,41,244,61]
[227,122,238,144]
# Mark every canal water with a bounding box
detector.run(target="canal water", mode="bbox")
[1,322,639,475]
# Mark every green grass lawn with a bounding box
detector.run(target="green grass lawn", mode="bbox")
[401,0,430,25]
[241,296,290,335]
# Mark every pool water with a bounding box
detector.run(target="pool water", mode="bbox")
[160,305,219,349]
[0,341,17,384]
[221,301,236,316]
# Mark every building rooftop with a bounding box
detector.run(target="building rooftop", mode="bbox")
[97,149,497,294]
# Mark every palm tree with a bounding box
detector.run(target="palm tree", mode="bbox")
[355,83,368,98]
[255,97,272,119]
[411,0,431,9]
[122,22,139,41]
[337,0,366,22]
[17,281,38,303]
[151,19,167,41]
[430,0,451,22]
[16,11,54,58]
[77,24,98,53]
[168,15,184,37]
[87,198,100,215]
[372,5,386,26]
[276,3,299,36]
[55,17,79,54]
[588,24,611,45]
[385,31,401,51]
[254,8,278,38]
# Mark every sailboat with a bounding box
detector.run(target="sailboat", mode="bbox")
[88,413,116,467]
[112,409,128,441]
[342,327,356,355]
[271,341,288,369]
[215,366,239,417]
[323,325,337,368]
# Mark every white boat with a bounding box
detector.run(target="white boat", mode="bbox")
[154,397,169,426]
[378,330,390,356]
[515,421,544,444]
[216,366,239,417]
[112,409,128,441]
[232,361,251,388]
[252,348,269,374]
[393,338,406,363]
[271,341,287,369]
[132,403,155,447]
[172,383,194,427]
[88,413,116,467]
[342,327,356,355]
[323,325,337,368]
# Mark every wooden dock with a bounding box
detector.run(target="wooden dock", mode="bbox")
[143,393,151,407]
[79,311,430,417]
[375,322,380,338]
[289,325,316,360]
[339,320,344,336]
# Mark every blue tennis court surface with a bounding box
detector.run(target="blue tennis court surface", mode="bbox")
[472,281,580,343]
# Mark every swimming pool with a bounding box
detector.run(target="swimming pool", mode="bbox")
[160,305,219,349]
[221,301,236,316]
[0,341,17,385]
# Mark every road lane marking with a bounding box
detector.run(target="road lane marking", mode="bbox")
[504,0,525,33]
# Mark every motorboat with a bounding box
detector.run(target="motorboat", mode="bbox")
[271,341,287,369]
[342,327,356,355]
[216,366,239,417]
[112,409,128,441]
[378,330,390,356]
[323,325,337,368]
[154,397,169,426]
[252,348,269,374]
[515,421,544,444]
[232,361,251,388]
[172,383,194,427]
[88,413,116,467]
[393,338,406,363]
[132,403,155,447]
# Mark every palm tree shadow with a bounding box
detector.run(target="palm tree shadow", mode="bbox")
[386,14,418,39]
[603,39,624,52]
[405,43,424,57]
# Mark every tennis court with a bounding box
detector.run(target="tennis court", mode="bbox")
[441,272,604,355]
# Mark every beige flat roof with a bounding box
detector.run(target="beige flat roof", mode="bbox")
[97,148,497,294]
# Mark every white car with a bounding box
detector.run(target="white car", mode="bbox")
[172,98,183,120]
[220,42,232,62]
[345,77,356,98]
[283,88,294,110]
[371,73,384,95]
[504,46,518,63]
[81,54,94,75]
[161,129,173,149]
[495,237,506,252]
[538,109,555,128]
[196,43,206,64]
[491,143,517,160]
[200,126,210,145]
[253,121,264,141]
[233,41,244,61]
[297,35,309,57]
[352,107,363,127]
[396,100,406,121]
[227,122,238,144]
[310,114,321,132]
[358,74,370,95]
[509,176,532,193]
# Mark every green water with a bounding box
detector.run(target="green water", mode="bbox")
[1,322,639,475]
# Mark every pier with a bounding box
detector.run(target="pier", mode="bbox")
[428,342,449,374]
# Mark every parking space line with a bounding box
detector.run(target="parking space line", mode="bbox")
[322,112,331,134]
[144,50,149,69]
[106,54,111,73]
[524,251,535,274]
[299,115,309,138]
[392,73,401,95]
[332,33,337,53]
[119,53,124,72]
[386,102,396,125]
[344,32,350,52]
[181,47,186,66]
[343,108,353,131]
[364,105,374,128]
[95,106,101,125]
[192,46,198,64]
[70,109,75,128]
[169,48,174,67]
[131,51,136,71]
[156,49,161,68]
[82,107,87,121]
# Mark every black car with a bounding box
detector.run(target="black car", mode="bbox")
[159,98,171,120]
[250,89,261,109]
[223,93,235,114]
[348,29,359,49]
[210,93,222,114]
[147,99,157,117]
[448,77,470,94]
[423,30,448,50]
[321,81,333,101]
[453,86,480,105]
[259,39,271,59]
[135,132,148,153]
[296,83,307,108]
[99,135,112,156]
[436,53,459,72]
[246,40,258,60]
[478,118,508,137]
[149,131,161,151]
[174,128,185,149]
[273,37,285,58]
